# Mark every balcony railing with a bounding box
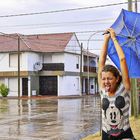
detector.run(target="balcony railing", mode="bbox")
[83,66,96,73]
[42,63,64,71]
[42,63,96,73]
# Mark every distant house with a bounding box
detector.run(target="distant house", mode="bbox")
[81,50,98,95]
[0,32,98,97]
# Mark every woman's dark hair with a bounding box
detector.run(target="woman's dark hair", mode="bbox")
[102,64,122,86]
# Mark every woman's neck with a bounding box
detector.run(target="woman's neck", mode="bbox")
[108,92,115,97]
[108,85,119,96]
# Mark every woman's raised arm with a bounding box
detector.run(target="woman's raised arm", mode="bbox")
[109,28,130,91]
[98,33,110,88]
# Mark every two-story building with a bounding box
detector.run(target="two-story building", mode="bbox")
[0,32,98,97]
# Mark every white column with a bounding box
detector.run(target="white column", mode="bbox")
[28,76,31,97]
[57,75,59,96]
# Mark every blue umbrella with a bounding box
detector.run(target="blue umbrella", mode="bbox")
[107,9,140,78]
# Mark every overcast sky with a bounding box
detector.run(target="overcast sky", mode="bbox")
[0,0,139,54]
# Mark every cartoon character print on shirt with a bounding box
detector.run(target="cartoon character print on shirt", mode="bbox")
[102,96,125,136]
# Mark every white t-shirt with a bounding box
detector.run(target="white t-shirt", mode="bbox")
[100,83,130,137]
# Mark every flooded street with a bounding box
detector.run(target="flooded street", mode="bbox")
[0,95,101,140]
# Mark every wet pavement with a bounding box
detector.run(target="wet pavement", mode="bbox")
[0,95,101,140]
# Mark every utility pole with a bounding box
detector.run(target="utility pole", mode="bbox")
[128,0,132,11]
[18,35,20,98]
[80,43,83,96]
[135,0,137,12]
[128,0,138,117]
[128,0,134,116]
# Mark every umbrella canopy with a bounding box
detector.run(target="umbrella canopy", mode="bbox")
[108,9,140,78]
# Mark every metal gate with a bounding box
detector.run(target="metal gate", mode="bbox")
[39,76,57,96]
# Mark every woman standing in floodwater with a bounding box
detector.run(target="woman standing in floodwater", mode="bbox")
[98,28,136,140]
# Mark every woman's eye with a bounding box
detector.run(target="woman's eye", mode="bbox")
[108,78,113,80]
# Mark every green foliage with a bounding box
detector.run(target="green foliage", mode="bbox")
[0,84,9,97]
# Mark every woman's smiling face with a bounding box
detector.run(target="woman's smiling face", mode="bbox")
[101,71,119,93]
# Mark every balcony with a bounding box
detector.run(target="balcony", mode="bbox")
[42,63,64,71]
[83,66,96,73]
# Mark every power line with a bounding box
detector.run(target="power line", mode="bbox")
[0,29,104,37]
[0,18,113,29]
[0,1,136,18]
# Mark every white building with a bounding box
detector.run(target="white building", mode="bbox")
[0,33,98,97]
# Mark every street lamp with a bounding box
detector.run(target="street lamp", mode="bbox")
[87,30,104,136]
[87,31,103,95]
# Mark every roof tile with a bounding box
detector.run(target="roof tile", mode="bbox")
[0,33,74,53]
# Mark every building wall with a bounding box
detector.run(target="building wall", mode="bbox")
[43,53,64,63]
[30,76,39,96]
[0,53,12,71]
[0,77,21,96]
[26,52,42,71]
[90,78,96,94]
[65,34,81,54]
[52,53,64,63]
[0,52,43,72]
[82,78,96,95]
[58,76,81,96]
[64,53,80,72]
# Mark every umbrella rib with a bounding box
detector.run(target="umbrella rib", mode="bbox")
[132,41,140,60]
[135,48,140,59]
[120,39,131,47]
[123,17,131,36]
[131,17,138,36]
[135,33,140,38]
[136,39,140,44]
[117,34,129,38]
[135,41,140,58]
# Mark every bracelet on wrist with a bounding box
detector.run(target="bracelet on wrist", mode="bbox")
[113,38,117,42]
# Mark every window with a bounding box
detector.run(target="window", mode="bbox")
[91,85,94,89]
[9,53,22,67]
[76,64,79,69]
[8,78,18,92]
[90,60,96,67]
[76,56,79,69]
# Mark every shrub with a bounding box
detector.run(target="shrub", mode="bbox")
[0,84,9,97]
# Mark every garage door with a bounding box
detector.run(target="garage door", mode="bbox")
[39,76,57,96]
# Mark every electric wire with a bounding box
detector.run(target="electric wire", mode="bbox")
[0,1,137,18]
[0,18,113,30]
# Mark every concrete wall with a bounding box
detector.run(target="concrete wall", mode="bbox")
[82,78,96,95]
[43,53,64,63]
[65,34,81,54]
[0,52,43,72]
[26,52,42,71]
[30,76,39,96]
[90,78,95,94]
[0,53,12,71]
[0,77,21,96]
[58,76,81,96]
[64,53,80,72]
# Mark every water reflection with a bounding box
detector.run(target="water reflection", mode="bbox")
[0,99,9,114]
[0,95,100,140]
